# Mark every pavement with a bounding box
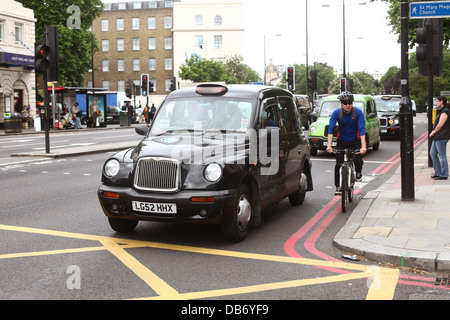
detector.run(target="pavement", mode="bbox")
[334,140,450,272]
[2,124,450,272]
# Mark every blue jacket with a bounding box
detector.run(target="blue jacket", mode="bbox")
[328,107,365,142]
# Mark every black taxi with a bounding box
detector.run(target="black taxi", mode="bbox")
[98,84,313,242]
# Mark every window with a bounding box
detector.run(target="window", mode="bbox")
[164,16,172,29]
[102,39,109,52]
[149,58,156,71]
[194,36,203,50]
[195,15,203,25]
[118,80,125,92]
[102,81,110,90]
[14,23,23,45]
[118,59,125,71]
[117,39,124,51]
[133,58,140,71]
[0,20,4,42]
[132,38,140,51]
[149,1,157,8]
[148,17,155,29]
[101,20,108,31]
[102,60,109,72]
[118,3,126,10]
[165,1,173,8]
[117,19,124,31]
[164,37,172,50]
[148,37,156,50]
[277,97,296,133]
[165,58,172,70]
[214,35,223,50]
[214,15,222,25]
[133,2,142,9]
[132,18,139,30]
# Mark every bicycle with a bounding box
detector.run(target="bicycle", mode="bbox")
[333,148,360,213]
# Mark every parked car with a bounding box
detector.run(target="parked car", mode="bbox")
[373,95,401,139]
[308,94,381,155]
[106,106,121,124]
[97,84,314,242]
[294,94,313,129]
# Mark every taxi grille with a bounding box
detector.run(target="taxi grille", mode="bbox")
[134,157,180,192]
[380,118,387,126]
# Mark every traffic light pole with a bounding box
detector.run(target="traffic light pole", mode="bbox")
[43,71,50,154]
[400,0,414,200]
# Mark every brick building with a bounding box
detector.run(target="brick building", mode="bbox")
[86,0,178,104]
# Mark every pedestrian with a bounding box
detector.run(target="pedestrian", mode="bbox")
[89,100,98,128]
[127,101,134,124]
[71,102,82,129]
[150,103,156,123]
[326,91,367,194]
[429,95,450,180]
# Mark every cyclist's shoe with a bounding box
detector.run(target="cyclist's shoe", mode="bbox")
[335,187,342,195]
[356,172,362,181]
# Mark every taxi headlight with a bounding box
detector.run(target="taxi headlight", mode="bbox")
[104,159,120,178]
[204,163,222,182]
[309,125,317,134]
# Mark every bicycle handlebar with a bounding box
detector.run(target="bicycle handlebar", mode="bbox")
[332,148,361,155]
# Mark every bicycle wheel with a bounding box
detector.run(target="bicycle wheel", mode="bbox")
[341,165,348,213]
[348,168,354,203]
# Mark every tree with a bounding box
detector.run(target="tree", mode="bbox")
[373,0,450,48]
[223,55,260,84]
[380,66,401,94]
[18,0,103,86]
[279,62,335,96]
[178,54,228,83]
[179,54,260,84]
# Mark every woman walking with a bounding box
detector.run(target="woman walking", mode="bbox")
[430,96,450,180]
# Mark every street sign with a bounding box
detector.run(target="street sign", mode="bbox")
[410,1,450,18]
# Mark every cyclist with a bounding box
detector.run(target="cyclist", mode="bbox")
[326,91,367,194]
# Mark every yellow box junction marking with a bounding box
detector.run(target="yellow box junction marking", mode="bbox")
[0,224,399,300]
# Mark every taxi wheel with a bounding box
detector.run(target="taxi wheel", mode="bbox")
[108,217,138,233]
[288,171,308,206]
[222,185,251,242]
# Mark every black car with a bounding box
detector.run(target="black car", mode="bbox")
[106,106,121,124]
[373,95,401,139]
[98,84,313,242]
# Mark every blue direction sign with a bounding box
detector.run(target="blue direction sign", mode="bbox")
[410,1,450,18]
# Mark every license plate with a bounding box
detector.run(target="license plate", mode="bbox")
[381,129,387,133]
[323,141,336,146]
[132,201,177,214]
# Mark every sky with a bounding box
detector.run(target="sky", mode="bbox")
[101,0,401,77]
[242,0,400,77]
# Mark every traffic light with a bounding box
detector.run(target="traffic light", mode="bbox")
[46,26,63,82]
[416,19,443,76]
[170,77,176,91]
[149,80,154,93]
[308,70,317,91]
[141,74,149,96]
[35,41,50,73]
[125,79,132,98]
[286,66,295,92]
[340,78,346,92]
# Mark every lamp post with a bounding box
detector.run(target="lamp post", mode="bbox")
[263,33,281,85]
[322,1,366,80]
[90,5,101,88]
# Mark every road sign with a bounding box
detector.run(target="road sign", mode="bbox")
[410,1,450,19]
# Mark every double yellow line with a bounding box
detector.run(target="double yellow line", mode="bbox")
[0,224,399,300]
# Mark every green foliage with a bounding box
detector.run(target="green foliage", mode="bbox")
[179,54,260,84]
[17,0,103,86]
